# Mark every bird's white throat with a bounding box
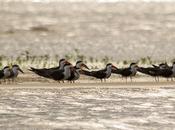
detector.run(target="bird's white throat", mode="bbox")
[12,67,19,77]
[106,65,112,78]
[63,66,71,80]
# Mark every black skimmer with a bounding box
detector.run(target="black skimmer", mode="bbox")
[67,61,89,82]
[0,66,11,78]
[0,66,11,83]
[152,62,170,69]
[158,62,175,81]
[81,63,117,82]
[49,63,74,81]
[30,61,74,82]
[112,63,138,82]
[29,59,68,79]
[137,66,161,81]
[138,62,175,81]
[7,65,24,82]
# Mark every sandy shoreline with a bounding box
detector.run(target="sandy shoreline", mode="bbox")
[0,81,174,89]
[0,73,174,89]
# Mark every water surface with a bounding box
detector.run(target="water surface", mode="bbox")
[0,88,174,130]
[0,2,175,60]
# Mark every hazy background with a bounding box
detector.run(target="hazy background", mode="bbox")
[0,0,175,61]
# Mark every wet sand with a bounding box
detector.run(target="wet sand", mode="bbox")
[0,70,174,89]
[0,78,174,89]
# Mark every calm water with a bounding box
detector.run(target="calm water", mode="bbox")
[0,2,175,60]
[0,88,175,130]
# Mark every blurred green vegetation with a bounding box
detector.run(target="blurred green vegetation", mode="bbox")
[0,49,173,69]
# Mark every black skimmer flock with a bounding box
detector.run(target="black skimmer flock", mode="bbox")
[30,60,89,83]
[137,66,160,81]
[138,62,175,81]
[30,61,89,82]
[112,63,138,82]
[67,61,89,83]
[152,62,169,69]
[80,63,117,82]
[1,59,175,84]
[47,61,89,83]
[48,63,74,82]
[0,65,23,83]
[157,62,175,80]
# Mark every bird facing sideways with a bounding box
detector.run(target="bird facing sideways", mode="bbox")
[81,63,117,82]
[138,62,175,81]
[112,63,138,82]
[29,59,69,79]
[48,63,75,81]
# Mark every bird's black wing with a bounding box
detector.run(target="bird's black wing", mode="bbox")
[159,68,173,77]
[119,68,132,77]
[47,66,59,71]
[112,68,123,74]
[80,69,106,79]
[49,69,64,80]
[0,70,4,79]
[80,70,93,76]
[91,69,106,79]
[138,67,158,76]
[29,67,59,78]
[67,69,76,81]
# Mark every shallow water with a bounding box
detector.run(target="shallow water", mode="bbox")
[0,88,175,130]
[0,2,175,60]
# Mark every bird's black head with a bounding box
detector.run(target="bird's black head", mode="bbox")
[75,61,89,70]
[76,60,83,64]
[106,63,112,66]
[130,63,139,69]
[106,63,117,70]
[159,63,169,69]
[159,63,166,66]
[12,64,24,73]
[3,66,10,70]
[12,64,19,68]
[64,62,71,66]
[130,63,137,66]
[59,58,66,63]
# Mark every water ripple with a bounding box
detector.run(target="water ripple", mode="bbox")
[0,88,175,129]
